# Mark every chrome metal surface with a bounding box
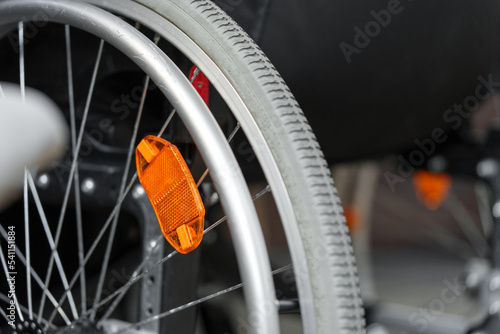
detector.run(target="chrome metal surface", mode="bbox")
[36,173,50,189]
[65,24,87,314]
[81,177,96,195]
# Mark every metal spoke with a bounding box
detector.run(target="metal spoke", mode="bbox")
[18,21,25,103]
[90,76,151,321]
[0,226,71,325]
[204,185,270,235]
[157,108,177,138]
[26,172,77,324]
[113,264,291,333]
[65,24,87,313]
[39,38,105,320]
[95,185,271,322]
[97,235,164,322]
[0,239,24,322]
[196,169,210,188]
[94,248,177,321]
[197,123,240,187]
[227,122,241,143]
[123,281,244,331]
[48,174,138,324]
[0,293,54,329]
[23,168,33,320]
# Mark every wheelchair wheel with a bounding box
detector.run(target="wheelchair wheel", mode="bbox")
[0,1,365,333]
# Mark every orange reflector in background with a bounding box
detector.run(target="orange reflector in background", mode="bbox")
[412,170,451,210]
[343,204,360,233]
[136,135,205,254]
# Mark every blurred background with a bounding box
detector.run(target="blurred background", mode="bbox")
[225,0,500,333]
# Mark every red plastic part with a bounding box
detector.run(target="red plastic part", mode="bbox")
[189,66,210,106]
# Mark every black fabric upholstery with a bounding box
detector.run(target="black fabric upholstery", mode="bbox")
[226,0,500,162]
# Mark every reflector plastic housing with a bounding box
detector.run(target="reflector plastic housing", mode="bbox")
[412,170,451,210]
[342,204,360,232]
[136,135,205,254]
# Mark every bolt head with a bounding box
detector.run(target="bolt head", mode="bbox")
[490,274,500,291]
[36,173,50,189]
[490,301,500,315]
[477,159,498,178]
[81,178,95,195]
[132,184,145,199]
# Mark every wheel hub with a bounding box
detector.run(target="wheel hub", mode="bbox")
[14,321,45,334]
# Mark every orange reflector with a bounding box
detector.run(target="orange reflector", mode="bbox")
[343,204,360,233]
[412,170,451,210]
[136,135,205,254]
